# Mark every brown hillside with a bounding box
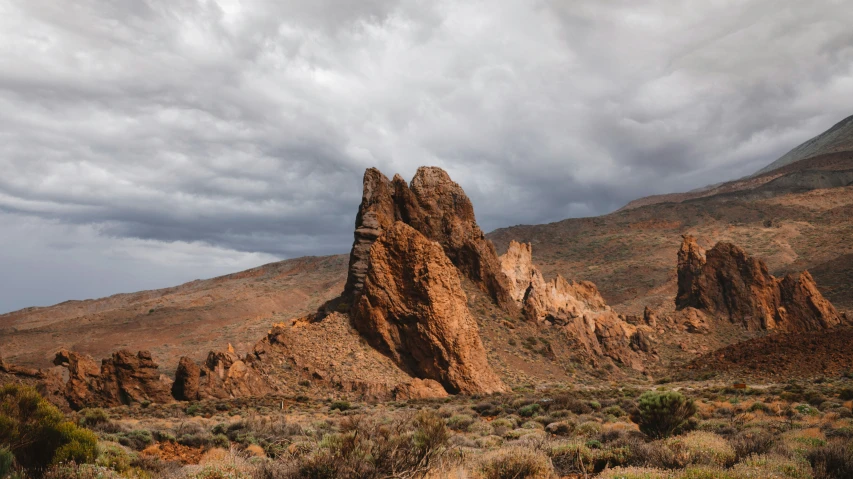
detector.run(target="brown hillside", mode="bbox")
[682,326,853,381]
[619,151,853,211]
[488,185,853,316]
[0,255,348,371]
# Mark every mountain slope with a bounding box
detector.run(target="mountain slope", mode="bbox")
[0,255,348,370]
[619,114,853,211]
[488,184,853,316]
[755,114,853,175]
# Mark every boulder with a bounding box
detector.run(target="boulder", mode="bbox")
[172,356,200,401]
[393,378,449,400]
[98,350,173,406]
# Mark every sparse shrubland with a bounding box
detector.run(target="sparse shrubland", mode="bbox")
[4,379,853,478]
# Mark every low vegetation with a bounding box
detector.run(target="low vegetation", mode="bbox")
[3,377,853,478]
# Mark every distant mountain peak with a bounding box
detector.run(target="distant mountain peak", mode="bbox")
[753,114,853,176]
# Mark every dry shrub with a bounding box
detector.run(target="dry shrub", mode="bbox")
[479,447,553,479]
[808,439,853,479]
[551,394,592,415]
[290,409,450,479]
[595,466,672,479]
[731,428,776,460]
[663,431,736,468]
[41,463,124,479]
[732,454,813,479]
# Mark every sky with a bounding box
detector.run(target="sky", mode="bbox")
[1,0,852,313]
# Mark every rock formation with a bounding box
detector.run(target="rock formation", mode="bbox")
[171,356,201,401]
[171,348,275,401]
[53,349,173,409]
[343,167,515,312]
[675,235,842,331]
[499,240,650,370]
[0,353,42,378]
[344,168,399,298]
[337,166,510,395]
[351,222,506,394]
[499,241,610,322]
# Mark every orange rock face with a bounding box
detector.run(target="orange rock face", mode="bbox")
[675,235,842,331]
[172,356,200,401]
[404,167,516,312]
[351,222,506,394]
[343,167,515,312]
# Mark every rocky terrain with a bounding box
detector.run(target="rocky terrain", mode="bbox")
[2,119,853,479]
[1,116,853,414]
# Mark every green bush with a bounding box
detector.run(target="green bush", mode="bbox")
[630,391,697,439]
[77,409,109,428]
[52,423,98,465]
[518,404,541,418]
[602,406,626,417]
[0,383,98,470]
[95,443,133,473]
[0,447,13,477]
[329,401,352,412]
[117,430,153,451]
[446,414,475,431]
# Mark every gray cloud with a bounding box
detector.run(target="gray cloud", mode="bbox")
[1,0,852,312]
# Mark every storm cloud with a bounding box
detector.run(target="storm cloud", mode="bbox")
[1,0,852,312]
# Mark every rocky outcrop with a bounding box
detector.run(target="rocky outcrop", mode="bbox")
[675,235,842,331]
[342,167,515,312]
[0,353,42,378]
[53,349,173,409]
[172,347,275,401]
[499,240,650,370]
[344,168,400,298]
[500,241,611,322]
[198,348,274,399]
[403,167,516,311]
[351,222,506,394]
[53,350,104,409]
[171,356,201,401]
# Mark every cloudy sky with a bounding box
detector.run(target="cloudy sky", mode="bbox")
[1,0,852,313]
